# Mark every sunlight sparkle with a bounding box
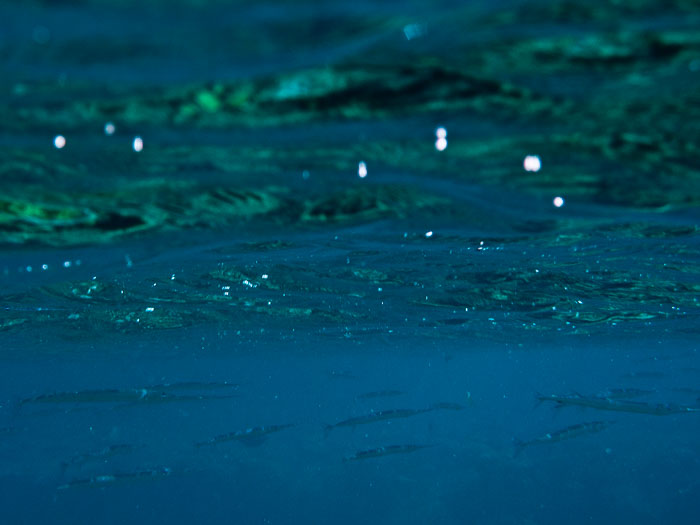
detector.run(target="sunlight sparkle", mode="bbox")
[523,155,541,172]
[358,161,367,178]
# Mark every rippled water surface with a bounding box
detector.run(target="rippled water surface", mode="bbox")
[2,1,700,524]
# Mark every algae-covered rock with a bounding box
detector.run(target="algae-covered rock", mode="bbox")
[10,62,549,129]
[301,185,447,223]
[0,176,289,246]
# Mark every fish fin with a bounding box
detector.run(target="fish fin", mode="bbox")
[9,400,23,420]
[240,436,267,447]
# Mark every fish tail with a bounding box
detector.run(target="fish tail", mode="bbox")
[323,425,333,438]
[9,399,23,420]
[533,392,546,410]
[58,461,70,477]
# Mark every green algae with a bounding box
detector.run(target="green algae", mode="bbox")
[0,178,282,246]
[0,164,451,245]
[479,0,700,26]
[469,28,700,75]
[0,199,97,229]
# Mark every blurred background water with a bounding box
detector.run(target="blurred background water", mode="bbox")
[1,1,699,523]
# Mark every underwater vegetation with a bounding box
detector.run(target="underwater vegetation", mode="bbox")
[2,2,700,522]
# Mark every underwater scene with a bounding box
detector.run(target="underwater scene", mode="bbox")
[1,0,700,523]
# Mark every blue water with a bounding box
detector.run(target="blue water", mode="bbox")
[2,1,700,524]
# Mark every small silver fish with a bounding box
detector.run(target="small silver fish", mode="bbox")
[343,444,432,461]
[196,424,294,447]
[325,402,463,434]
[539,393,700,415]
[356,390,404,400]
[57,467,174,490]
[514,421,613,457]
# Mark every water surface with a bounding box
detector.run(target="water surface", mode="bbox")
[1,1,699,523]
